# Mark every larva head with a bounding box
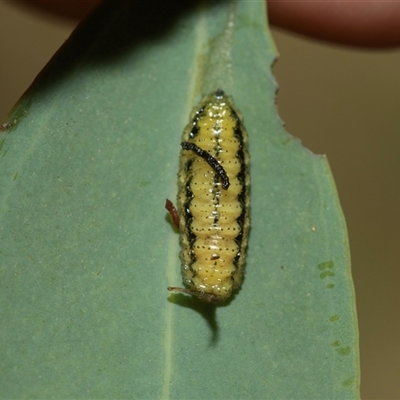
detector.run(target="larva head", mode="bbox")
[215,89,225,99]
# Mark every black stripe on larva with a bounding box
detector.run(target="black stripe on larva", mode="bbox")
[182,175,197,273]
[236,162,248,208]
[181,142,230,190]
[234,213,245,247]
[212,173,221,225]
[234,167,248,252]
[189,106,205,138]
[230,107,247,187]
[183,176,196,250]
[231,113,248,206]
[230,107,243,135]
[234,155,247,188]
[189,124,199,138]
[231,112,248,265]
[184,157,194,175]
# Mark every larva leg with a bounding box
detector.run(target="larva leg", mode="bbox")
[167,286,219,304]
[165,198,179,228]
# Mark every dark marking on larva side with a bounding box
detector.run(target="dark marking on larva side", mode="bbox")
[181,142,230,190]
[168,89,250,304]
[189,107,205,139]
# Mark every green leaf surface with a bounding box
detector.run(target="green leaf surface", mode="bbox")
[0,0,359,398]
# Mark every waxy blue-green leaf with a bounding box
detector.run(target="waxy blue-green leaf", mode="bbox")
[0,0,359,398]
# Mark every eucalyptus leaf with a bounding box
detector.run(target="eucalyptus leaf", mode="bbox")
[0,0,359,398]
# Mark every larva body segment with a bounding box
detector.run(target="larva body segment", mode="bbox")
[171,90,250,303]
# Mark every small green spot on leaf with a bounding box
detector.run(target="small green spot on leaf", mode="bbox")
[336,346,351,356]
[318,260,334,270]
[331,340,341,347]
[320,270,335,279]
[13,172,18,181]
[326,283,335,289]
[329,315,339,322]
[342,377,355,387]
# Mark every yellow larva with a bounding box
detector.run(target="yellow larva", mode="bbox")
[167,89,250,303]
